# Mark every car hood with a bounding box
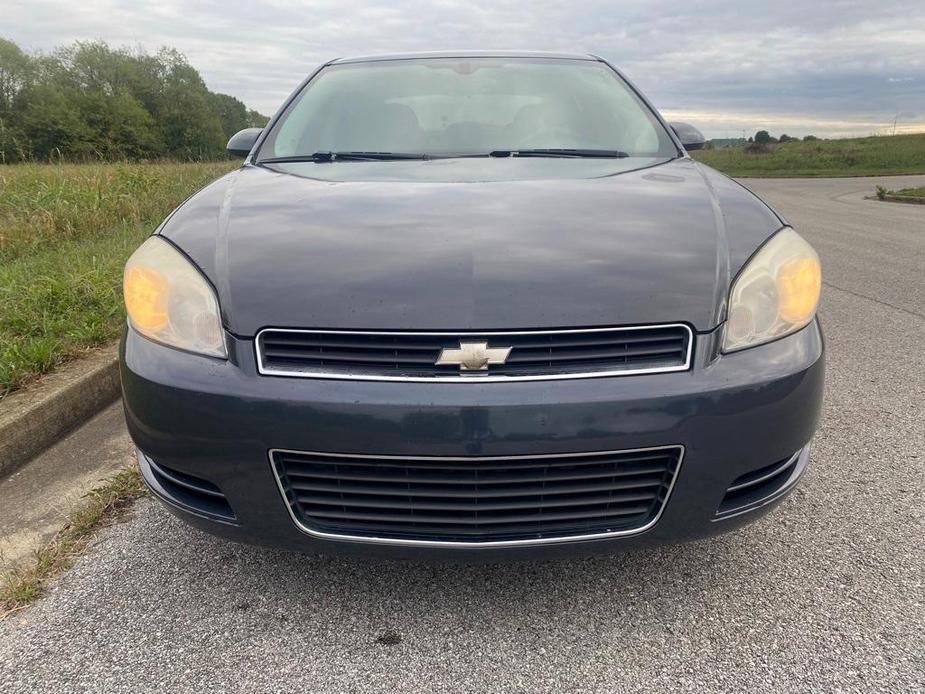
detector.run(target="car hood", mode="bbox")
[161,158,784,336]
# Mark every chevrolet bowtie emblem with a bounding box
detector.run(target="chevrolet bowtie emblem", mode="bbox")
[436,341,513,371]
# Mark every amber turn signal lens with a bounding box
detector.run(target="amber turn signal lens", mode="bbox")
[124,266,169,331]
[723,227,821,353]
[777,256,821,323]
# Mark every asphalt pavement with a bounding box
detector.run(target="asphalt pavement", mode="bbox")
[1,174,923,693]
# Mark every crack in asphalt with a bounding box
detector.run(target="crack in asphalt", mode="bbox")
[823,280,925,320]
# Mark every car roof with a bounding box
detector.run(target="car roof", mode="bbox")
[329,51,600,65]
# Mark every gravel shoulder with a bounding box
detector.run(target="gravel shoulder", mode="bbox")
[1,176,923,694]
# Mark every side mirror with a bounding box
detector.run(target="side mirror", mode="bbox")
[669,122,706,151]
[226,128,263,157]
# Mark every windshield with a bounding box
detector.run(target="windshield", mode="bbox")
[257,58,678,160]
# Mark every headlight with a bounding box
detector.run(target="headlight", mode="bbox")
[723,227,821,353]
[123,236,226,358]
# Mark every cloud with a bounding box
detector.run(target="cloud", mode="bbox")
[4,0,925,137]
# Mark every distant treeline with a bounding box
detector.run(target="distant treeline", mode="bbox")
[0,38,269,163]
[708,132,821,149]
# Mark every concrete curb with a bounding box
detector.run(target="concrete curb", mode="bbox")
[0,345,121,479]
[881,194,925,205]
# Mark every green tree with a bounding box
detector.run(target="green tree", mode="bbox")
[0,38,33,113]
[16,83,94,159]
[156,49,225,158]
[754,130,772,144]
[79,90,162,158]
[210,92,250,140]
[247,109,270,128]
[0,38,35,161]
[0,38,269,162]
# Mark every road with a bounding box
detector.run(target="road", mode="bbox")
[1,175,923,693]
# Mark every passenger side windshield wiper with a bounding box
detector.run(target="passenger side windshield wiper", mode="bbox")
[260,151,430,164]
[487,149,630,158]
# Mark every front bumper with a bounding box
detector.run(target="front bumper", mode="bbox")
[121,321,824,560]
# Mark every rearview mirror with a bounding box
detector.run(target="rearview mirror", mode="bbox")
[226,128,263,157]
[669,122,706,151]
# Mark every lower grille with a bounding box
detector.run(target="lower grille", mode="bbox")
[271,446,683,546]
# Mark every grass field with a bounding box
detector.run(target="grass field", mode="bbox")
[875,185,925,204]
[0,161,236,398]
[692,133,925,177]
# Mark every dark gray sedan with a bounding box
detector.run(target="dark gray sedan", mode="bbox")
[120,52,823,559]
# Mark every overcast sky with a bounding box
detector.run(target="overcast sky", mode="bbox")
[6,0,924,138]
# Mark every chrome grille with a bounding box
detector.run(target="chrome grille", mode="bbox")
[270,446,683,546]
[256,324,693,382]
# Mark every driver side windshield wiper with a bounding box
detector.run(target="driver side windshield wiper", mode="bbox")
[488,149,630,159]
[260,151,430,164]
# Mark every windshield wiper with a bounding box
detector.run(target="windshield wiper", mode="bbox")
[260,151,430,164]
[488,149,630,159]
[259,149,631,164]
